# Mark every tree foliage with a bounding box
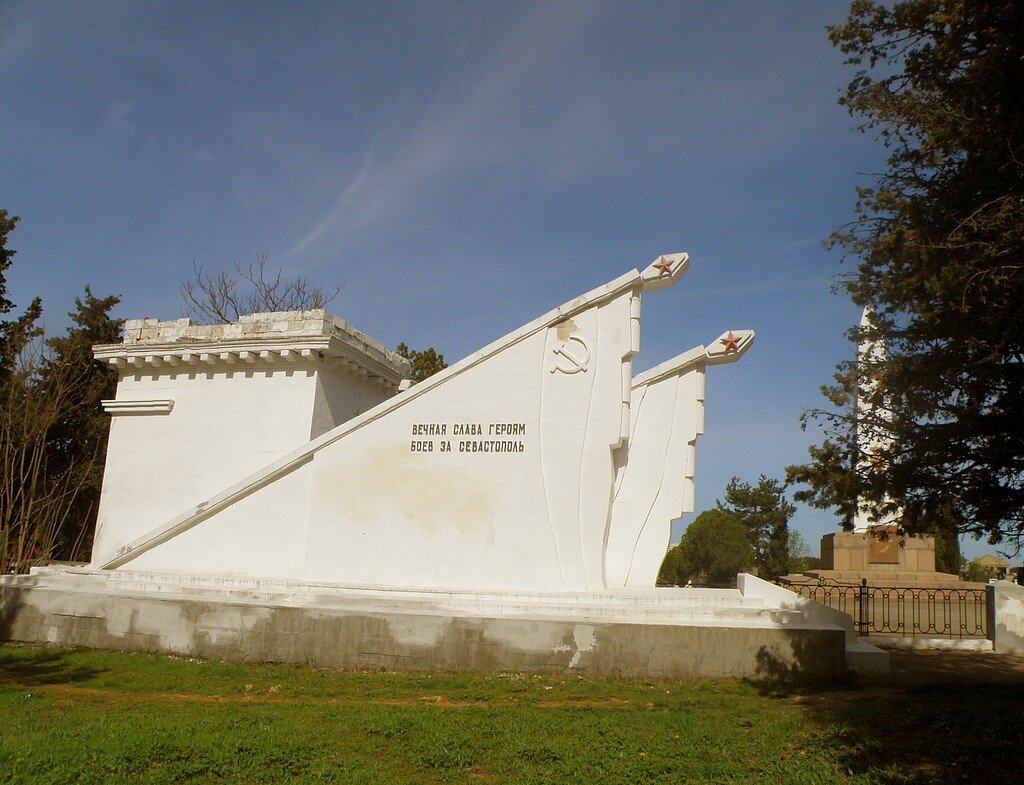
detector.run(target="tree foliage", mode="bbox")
[0,210,42,377]
[39,289,123,558]
[718,475,796,581]
[2,343,98,571]
[787,0,1024,546]
[786,530,821,574]
[394,343,448,383]
[928,500,964,573]
[0,213,122,571]
[934,528,963,575]
[658,509,753,587]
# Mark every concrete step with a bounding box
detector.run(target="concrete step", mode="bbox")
[22,567,789,626]
[29,567,765,608]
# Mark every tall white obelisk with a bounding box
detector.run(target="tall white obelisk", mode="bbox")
[852,305,898,532]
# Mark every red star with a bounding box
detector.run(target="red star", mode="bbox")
[720,331,741,352]
[653,256,674,276]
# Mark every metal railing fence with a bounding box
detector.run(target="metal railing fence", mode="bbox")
[782,578,991,639]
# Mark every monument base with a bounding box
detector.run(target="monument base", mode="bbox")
[0,567,885,679]
[780,527,976,589]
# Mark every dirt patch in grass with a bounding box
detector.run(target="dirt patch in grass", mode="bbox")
[790,687,893,705]
[18,681,643,711]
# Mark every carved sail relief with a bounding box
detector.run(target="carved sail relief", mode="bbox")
[539,294,636,590]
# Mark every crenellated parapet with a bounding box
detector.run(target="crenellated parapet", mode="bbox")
[94,310,410,393]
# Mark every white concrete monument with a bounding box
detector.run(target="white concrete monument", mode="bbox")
[90,254,750,592]
[0,253,888,677]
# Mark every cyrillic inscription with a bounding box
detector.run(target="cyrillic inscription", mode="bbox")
[410,422,527,454]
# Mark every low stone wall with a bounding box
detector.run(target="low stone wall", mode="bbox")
[0,579,846,681]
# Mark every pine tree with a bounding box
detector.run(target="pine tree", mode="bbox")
[40,289,123,559]
[0,211,42,377]
[788,1,1024,545]
[394,343,447,383]
[718,476,795,581]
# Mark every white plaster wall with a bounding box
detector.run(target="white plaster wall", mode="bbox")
[310,368,392,439]
[303,289,634,591]
[538,294,635,589]
[120,286,640,592]
[127,467,314,580]
[994,580,1024,655]
[92,367,321,566]
[303,333,557,591]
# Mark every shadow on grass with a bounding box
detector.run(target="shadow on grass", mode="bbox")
[749,637,1024,784]
[0,646,106,686]
[880,646,1024,684]
[806,680,1024,784]
[0,583,102,686]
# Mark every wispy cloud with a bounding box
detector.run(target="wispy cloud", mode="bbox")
[284,155,374,258]
[281,3,609,260]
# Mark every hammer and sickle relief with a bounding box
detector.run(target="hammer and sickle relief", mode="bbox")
[550,335,591,374]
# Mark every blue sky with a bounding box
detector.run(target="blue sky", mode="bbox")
[0,1,998,561]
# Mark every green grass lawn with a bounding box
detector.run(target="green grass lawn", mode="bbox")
[0,644,1019,784]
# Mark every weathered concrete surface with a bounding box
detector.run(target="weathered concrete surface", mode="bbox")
[738,573,889,673]
[993,580,1024,655]
[0,577,845,680]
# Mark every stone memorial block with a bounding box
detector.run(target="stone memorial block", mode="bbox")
[605,331,753,587]
[0,250,895,677]
[93,254,753,593]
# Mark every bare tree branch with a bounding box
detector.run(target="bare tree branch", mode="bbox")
[181,255,342,324]
[1,340,99,573]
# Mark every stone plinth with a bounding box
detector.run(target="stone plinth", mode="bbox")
[824,527,935,573]
[0,567,885,679]
[781,526,970,589]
